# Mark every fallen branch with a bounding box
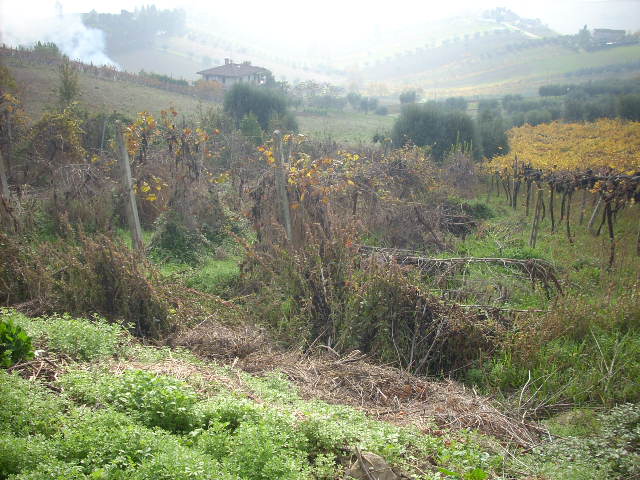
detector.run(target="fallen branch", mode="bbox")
[358,246,562,294]
[456,304,548,314]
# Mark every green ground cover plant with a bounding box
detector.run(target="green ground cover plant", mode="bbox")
[0,316,33,367]
[0,312,508,480]
[10,311,128,362]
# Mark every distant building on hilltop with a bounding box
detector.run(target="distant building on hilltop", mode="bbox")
[197,59,270,86]
[593,28,626,45]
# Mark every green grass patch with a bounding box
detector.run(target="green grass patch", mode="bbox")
[5,310,129,362]
[461,184,640,408]
[297,111,394,144]
[183,257,241,297]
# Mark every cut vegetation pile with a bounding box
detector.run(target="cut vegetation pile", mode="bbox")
[168,319,543,447]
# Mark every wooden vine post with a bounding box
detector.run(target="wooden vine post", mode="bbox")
[511,156,519,210]
[115,122,144,251]
[578,189,588,225]
[565,190,573,244]
[636,208,640,256]
[0,148,9,203]
[605,201,615,269]
[587,195,603,234]
[273,130,293,244]
[549,186,556,233]
[525,180,532,216]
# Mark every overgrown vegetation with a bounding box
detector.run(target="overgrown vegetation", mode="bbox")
[1,50,639,479]
[1,310,507,480]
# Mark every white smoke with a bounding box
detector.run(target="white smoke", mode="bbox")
[0,1,118,67]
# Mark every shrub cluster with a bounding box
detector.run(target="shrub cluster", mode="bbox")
[392,103,484,161]
[0,232,168,337]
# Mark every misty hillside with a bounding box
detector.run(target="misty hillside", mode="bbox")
[2,51,216,118]
[74,6,640,98]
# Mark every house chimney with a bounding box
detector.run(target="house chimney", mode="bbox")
[224,58,230,65]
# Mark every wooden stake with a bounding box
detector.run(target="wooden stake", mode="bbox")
[99,116,107,156]
[0,148,9,203]
[529,187,542,248]
[115,123,144,251]
[587,195,602,234]
[578,189,587,225]
[549,186,556,233]
[636,206,640,256]
[273,130,292,244]
[525,180,532,216]
[512,156,518,209]
[565,191,573,244]
[606,201,615,269]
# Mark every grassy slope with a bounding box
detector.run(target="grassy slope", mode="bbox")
[296,111,395,144]
[5,57,217,119]
[6,55,387,144]
[385,44,640,97]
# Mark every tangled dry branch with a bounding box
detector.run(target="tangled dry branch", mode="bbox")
[358,245,562,295]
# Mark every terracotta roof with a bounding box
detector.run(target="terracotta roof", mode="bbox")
[197,63,269,78]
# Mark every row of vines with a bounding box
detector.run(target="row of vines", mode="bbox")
[486,119,640,267]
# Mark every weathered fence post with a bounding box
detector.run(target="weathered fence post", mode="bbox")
[115,122,144,251]
[273,130,293,244]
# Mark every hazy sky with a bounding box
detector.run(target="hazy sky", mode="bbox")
[1,0,639,65]
[3,0,639,35]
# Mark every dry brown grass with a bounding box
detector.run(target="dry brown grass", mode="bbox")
[163,319,547,447]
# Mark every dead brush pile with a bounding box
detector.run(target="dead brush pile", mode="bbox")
[163,317,544,447]
[241,349,546,448]
[243,236,508,376]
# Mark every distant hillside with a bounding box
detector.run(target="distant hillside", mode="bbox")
[359,32,640,97]
[2,54,218,119]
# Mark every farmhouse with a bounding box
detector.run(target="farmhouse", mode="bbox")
[197,59,270,86]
